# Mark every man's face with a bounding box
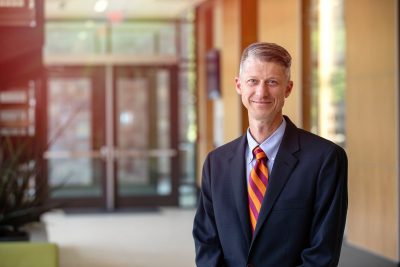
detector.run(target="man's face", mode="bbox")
[235,57,293,124]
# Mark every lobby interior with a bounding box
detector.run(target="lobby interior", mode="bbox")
[0,0,399,266]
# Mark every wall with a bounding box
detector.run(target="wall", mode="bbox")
[258,0,303,126]
[195,1,216,183]
[220,0,258,142]
[345,0,399,261]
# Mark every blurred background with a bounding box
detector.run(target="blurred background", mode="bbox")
[0,0,398,266]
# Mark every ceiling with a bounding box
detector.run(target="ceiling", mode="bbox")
[45,0,205,20]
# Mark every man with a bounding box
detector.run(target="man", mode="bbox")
[193,42,348,267]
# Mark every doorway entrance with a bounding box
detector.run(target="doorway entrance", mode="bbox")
[45,65,179,210]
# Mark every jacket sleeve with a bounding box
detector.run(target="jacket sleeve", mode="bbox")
[298,146,348,267]
[192,153,225,267]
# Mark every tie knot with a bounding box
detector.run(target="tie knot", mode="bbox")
[253,146,267,160]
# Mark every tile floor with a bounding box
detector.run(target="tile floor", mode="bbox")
[41,208,398,267]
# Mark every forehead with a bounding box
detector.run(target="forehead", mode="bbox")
[241,57,287,76]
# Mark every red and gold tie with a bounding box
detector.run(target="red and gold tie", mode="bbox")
[248,146,269,233]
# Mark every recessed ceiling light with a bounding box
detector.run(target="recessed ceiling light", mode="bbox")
[94,0,108,13]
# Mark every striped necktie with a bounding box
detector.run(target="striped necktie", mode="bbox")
[248,146,269,233]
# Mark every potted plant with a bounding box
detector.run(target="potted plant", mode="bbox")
[0,136,54,241]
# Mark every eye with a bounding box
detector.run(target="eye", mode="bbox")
[266,80,278,86]
[247,79,258,85]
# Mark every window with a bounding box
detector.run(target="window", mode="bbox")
[306,0,346,147]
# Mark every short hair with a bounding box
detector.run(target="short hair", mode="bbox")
[239,42,292,78]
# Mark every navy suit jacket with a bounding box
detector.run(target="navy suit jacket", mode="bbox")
[193,116,348,267]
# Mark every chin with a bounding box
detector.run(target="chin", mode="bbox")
[253,112,280,122]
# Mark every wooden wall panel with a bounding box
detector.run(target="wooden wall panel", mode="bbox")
[195,1,215,184]
[345,0,398,261]
[257,0,303,127]
[220,0,258,142]
[220,0,242,142]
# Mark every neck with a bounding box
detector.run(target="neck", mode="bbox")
[249,115,283,144]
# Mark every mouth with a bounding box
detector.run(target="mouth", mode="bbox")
[251,99,272,104]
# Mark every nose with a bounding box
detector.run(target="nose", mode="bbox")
[255,82,268,97]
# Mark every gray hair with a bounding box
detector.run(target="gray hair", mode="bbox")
[239,42,292,78]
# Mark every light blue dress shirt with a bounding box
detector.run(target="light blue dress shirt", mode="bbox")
[245,118,287,184]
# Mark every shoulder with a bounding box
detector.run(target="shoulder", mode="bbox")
[208,135,245,158]
[297,127,336,147]
[294,129,348,167]
[200,135,246,178]
[284,116,346,157]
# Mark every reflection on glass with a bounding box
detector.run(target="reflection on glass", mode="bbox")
[156,70,171,149]
[111,23,176,55]
[155,70,171,195]
[47,77,102,197]
[45,22,107,55]
[48,78,91,150]
[179,21,195,60]
[178,16,197,207]
[116,69,171,196]
[117,77,149,187]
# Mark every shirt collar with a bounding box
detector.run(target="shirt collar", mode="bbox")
[246,118,287,164]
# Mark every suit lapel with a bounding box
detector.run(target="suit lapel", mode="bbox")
[251,117,300,243]
[229,135,252,248]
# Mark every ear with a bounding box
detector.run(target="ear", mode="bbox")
[235,77,242,95]
[285,80,293,98]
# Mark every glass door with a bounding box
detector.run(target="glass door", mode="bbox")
[45,67,106,208]
[45,65,179,209]
[114,66,179,207]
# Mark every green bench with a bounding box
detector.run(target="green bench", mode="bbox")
[0,242,58,267]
